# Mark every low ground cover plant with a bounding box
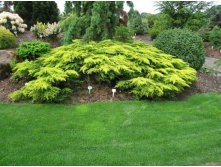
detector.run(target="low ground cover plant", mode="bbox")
[10,40,196,102]
[0,11,27,35]
[154,29,205,70]
[16,40,51,60]
[0,26,16,49]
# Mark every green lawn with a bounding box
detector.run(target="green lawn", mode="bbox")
[0,93,221,165]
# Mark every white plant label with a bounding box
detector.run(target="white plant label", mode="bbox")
[112,89,116,97]
[88,86,92,94]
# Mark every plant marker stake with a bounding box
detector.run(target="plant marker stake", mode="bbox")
[212,46,213,49]
[112,89,116,98]
[88,86,92,94]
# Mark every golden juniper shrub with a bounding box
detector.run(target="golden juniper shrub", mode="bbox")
[10,39,197,102]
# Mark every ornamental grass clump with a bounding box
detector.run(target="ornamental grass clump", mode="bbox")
[10,40,197,102]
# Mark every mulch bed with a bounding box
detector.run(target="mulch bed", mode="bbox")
[172,72,221,100]
[0,78,26,103]
[65,81,134,104]
[204,42,221,58]
[134,34,153,44]
[0,72,220,104]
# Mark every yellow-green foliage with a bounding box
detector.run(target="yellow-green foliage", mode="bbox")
[0,27,16,49]
[10,39,197,102]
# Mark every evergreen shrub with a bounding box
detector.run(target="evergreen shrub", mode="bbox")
[16,40,51,60]
[114,26,133,42]
[154,28,205,70]
[10,40,197,102]
[0,27,16,49]
[209,26,221,49]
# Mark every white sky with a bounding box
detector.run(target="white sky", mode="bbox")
[55,1,221,14]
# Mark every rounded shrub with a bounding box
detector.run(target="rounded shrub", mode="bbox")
[0,27,16,49]
[154,28,205,70]
[16,40,51,60]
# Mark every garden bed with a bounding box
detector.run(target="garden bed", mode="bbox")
[204,42,221,58]
[0,72,220,103]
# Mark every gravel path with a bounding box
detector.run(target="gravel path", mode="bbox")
[203,57,221,72]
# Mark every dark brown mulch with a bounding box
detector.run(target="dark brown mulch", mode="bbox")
[174,72,221,100]
[204,42,221,58]
[134,34,153,44]
[0,72,220,104]
[65,81,134,104]
[0,78,26,103]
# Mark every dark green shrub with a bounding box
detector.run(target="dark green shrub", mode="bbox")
[10,40,196,102]
[0,27,16,49]
[16,40,51,60]
[14,1,59,28]
[198,27,211,42]
[62,2,126,44]
[114,26,133,42]
[184,12,207,31]
[209,26,221,49]
[154,29,205,70]
[128,10,145,35]
[150,14,172,39]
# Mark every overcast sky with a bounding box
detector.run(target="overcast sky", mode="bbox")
[55,1,221,14]
[55,1,159,14]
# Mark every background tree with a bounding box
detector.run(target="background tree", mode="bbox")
[184,11,207,31]
[14,2,33,27]
[209,26,221,49]
[206,5,221,28]
[32,2,59,24]
[14,1,59,28]
[62,1,130,44]
[150,14,172,39]
[156,1,211,29]
[128,6,144,34]
[64,1,74,15]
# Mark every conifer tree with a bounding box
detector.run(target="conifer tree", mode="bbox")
[64,1,74,15]
[14,1,59,28]
[62,1,127,44]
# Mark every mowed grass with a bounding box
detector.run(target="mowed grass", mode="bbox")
[0,93,221,165]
